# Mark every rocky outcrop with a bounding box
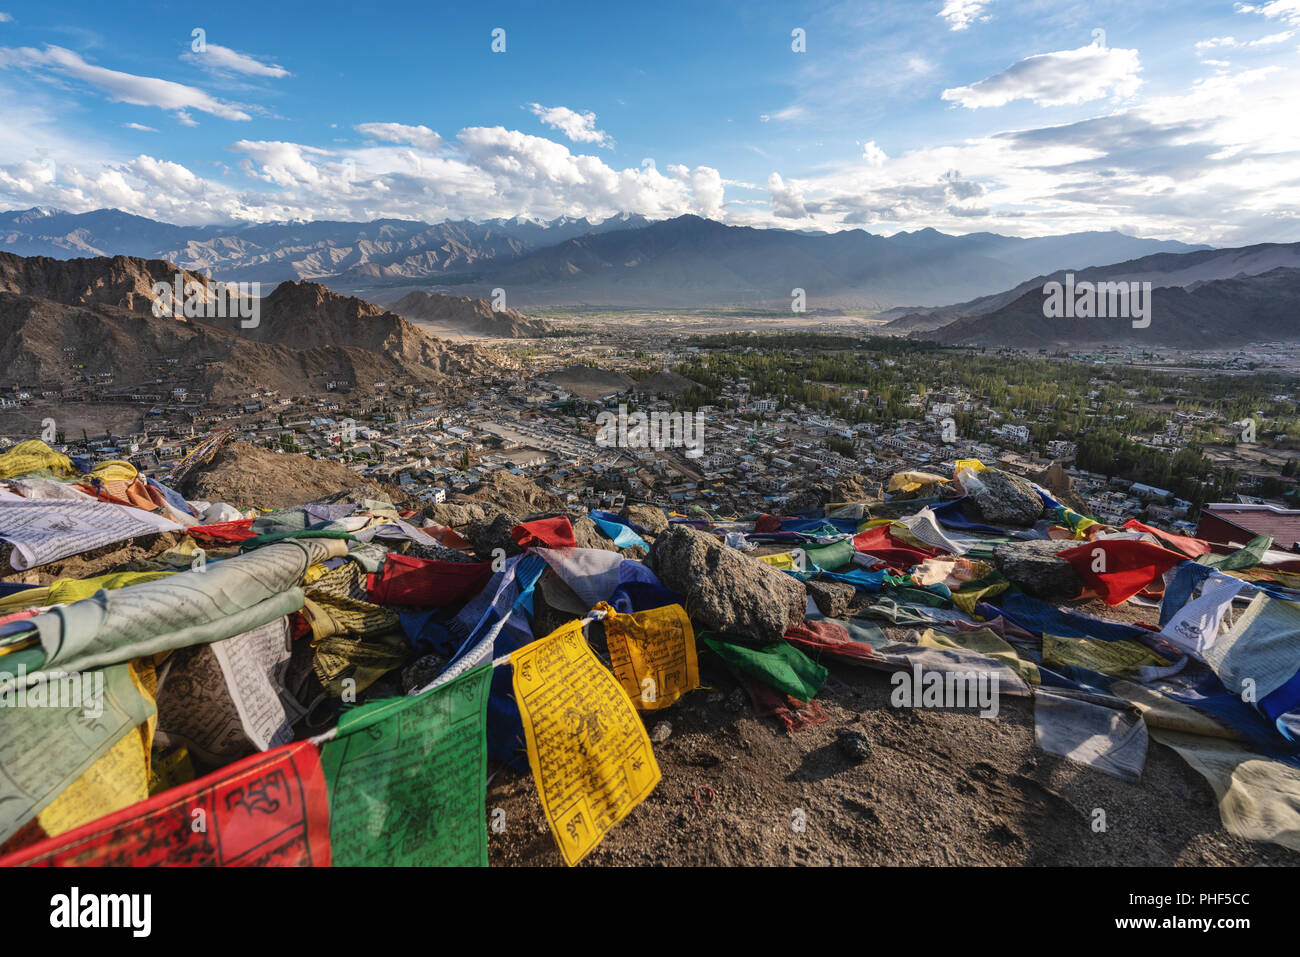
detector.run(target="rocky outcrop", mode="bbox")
[647,525,806,644]
[621,504,669,536]
[388,290,553,338]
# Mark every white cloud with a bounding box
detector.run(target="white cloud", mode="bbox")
[1196,31,1293,51]
[0,45,251,120]
[229,140,333,188]
[0,13,11,23]
[182,43,289,79]
[861,140,887,167]
[1236,0,1300,26]
[123,122,157,132]
[759,105,806,124]
[355,122,443,152]
[942,44,1142,108]
[938,0,992,31]
[767,172,807,218]
[527,103,612,147]
[668,164,725,218]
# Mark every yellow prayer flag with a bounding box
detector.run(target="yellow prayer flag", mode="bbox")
[512,619,661,866]
[598,602,699,710]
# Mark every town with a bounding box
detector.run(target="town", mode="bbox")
[4,328,1296,544]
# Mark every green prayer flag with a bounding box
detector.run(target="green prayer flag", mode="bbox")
[320,663,491,866]
[802,538,856,571]
[700,633,827,701]
[1199,534,1272,572]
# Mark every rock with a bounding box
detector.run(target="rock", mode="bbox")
[805,579,855,618]
[781,484,832,514]
[426,501,494,527]
[993,539,1083,602]
[831,472,877,504]
[463,512,522,561]
[965,469,1046,527]
[837,728,873,763]
[1032,460,1090,514]
[647,524,807,644]
[621,504,669,536]
[650,720,673,744]
[456,471,566,514]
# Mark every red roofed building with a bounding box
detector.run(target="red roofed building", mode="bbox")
[1197,503,1300,552]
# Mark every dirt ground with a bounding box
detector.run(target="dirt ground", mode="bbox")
[486,647,1300,867]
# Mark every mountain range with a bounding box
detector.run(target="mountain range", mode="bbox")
[884,242,1300,349]
[0,207,1205,310]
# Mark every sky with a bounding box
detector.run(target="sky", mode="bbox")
[0,0,1297,245]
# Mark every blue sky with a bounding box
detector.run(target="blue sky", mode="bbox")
[1,0,1298,244]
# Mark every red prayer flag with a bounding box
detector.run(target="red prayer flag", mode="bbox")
[852,524,945,568]
[1121,519,1214,558]
[365,552,494,607]
[510,516,577,549]
[186,518,257,543]
[1056,539,1188,606]
[0,742,330,867]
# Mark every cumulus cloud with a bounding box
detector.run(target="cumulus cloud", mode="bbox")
[938,0,993,31]
[355,122,443,152]
[862,140,887,167]
[182,43,289,78]
[767,172,807,218]
[229,140,333,187]
[527,103,612,147]
[668,164,725,218]
[942,44,1142,108]
[0,45,250,120]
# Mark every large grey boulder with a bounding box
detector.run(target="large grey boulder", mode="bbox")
[966,470,1047,527]
[993,539,1083,602]
[647,524,807,643]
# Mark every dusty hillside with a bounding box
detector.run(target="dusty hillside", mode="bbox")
[0,253,516,399]
[487,635,1300,867]
[388,290,553,338]
[180,441,416,510]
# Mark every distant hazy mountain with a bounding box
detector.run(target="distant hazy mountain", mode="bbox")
[0,207,1207,310]
[0,208,654,288]
[896,242,1300,348]
[457,215,1207,309]
[386,290,553,337]
[881,241,1300,333]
